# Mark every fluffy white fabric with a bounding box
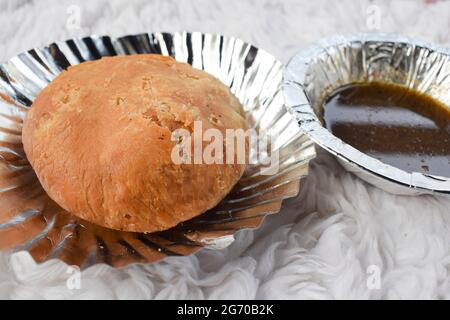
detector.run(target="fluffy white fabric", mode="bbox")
[1,0,450,300]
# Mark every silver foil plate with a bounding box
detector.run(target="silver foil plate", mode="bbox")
[0,32,315,268]
[283,33,450,196]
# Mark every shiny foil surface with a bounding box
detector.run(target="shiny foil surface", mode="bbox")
[284,33,450,195]
[0,32,315,268]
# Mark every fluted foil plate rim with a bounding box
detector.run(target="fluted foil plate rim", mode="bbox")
[0,31,315,268]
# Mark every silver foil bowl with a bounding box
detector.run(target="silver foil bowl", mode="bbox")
[0,32,315,268]
[284,33,450,196]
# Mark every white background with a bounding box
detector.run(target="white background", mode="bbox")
[1,0,450,299]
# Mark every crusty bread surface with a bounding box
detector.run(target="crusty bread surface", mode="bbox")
[22,54,247,232]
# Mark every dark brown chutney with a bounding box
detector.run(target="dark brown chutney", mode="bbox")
[322,82,450,176]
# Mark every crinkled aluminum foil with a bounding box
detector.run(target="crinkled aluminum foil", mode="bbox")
[0,32,315,268]
[283,33,450,195]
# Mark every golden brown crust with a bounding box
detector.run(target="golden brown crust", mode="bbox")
[22,55,247,233]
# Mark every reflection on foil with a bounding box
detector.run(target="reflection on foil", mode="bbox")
[284,33,450,195]
[0,32,316,268]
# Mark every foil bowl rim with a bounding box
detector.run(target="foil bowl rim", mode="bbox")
[283,32,450,194]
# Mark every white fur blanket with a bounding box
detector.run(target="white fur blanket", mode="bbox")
[1,0,450,300]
